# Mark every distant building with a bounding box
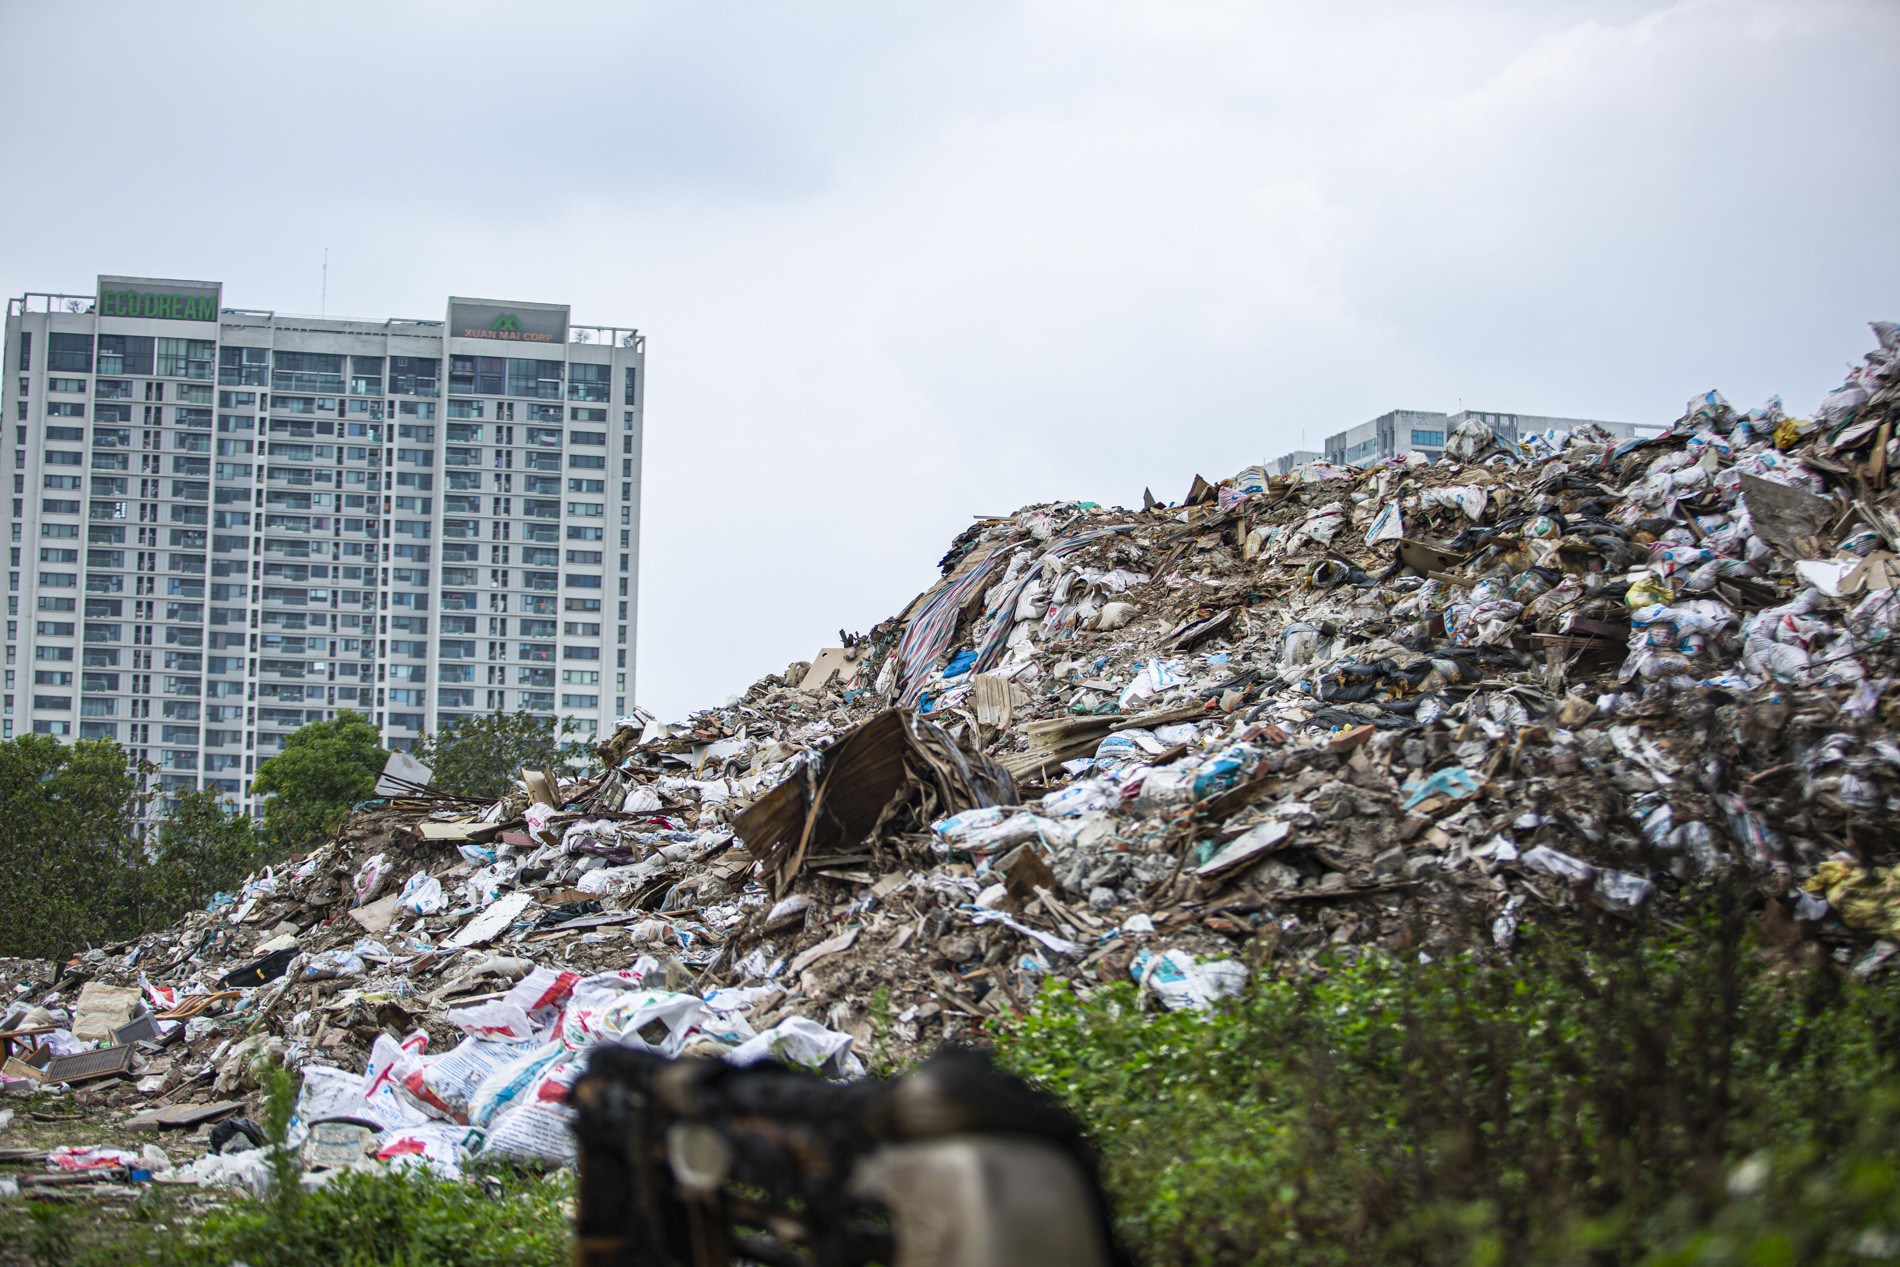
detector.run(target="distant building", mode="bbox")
[1266,449,1323,477]
[1319,408,1662,469]
[4,275,645,811]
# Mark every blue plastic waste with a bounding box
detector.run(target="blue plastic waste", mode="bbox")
[1401,766,1482,810]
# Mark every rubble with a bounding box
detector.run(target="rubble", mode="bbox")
[4,321,1900,1190]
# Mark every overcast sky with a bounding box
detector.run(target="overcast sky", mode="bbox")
[2,1,1894,725]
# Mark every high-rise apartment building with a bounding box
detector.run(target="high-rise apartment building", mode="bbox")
[3,276,644,812]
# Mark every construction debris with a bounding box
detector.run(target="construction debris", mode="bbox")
[4,322,1899,1192]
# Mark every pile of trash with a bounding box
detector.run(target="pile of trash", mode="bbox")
[4,322,1899,1189]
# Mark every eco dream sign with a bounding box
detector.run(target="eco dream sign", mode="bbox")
[95,276,223,322]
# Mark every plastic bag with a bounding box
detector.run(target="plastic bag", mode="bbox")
[953,812,1074,855]
[1421,485,1488,521]
[1118,659,1188,709]
[446,999,538,1043]
[1040,781,1115,818]
[291,1063,372,1144]
[398,872,446,915]
[1445,417,1498,462]
[463,861,514,909]
[403,1035,539,1123]
[1521,845,1595,885]
[1131,949,1248,1011]
[727,1016,859,1073]
[558,976,700,1055]
[929,806,1008,843]
[591,990,704,1057]
[466,1041,567,1130]
[300,950,366,980]
[1364,501,1404,545]
[1192,744,1260,800]
[481,1059,583,1165]
[1400,766,1481,809]
[502,966,583,1036]
[352,853,388,903]
[375,1121,486,1178]
[361,1031,433,1130]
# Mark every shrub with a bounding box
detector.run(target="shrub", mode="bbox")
[992,892,1900,1265]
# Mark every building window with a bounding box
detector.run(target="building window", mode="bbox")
[47,334,93,374]
[16,332,28,372]
[96,334,155,376]
[219,346,269,386]
[569,408,606,422]
[450,355,506,395]
[156,338,216,379]
[567,362,610,403]
[506,359,563,400]
[1410,430,1444,447]
[271,351,344,393]
[390,357,440,397]
[624,365,637,404]
[350,356,384,396]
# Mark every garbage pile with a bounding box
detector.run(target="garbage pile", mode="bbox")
[4,322,1898,1190]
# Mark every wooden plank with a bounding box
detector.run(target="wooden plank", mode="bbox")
[416,820,483,841]
[125,1099,247,1131]
[446,891,537,949]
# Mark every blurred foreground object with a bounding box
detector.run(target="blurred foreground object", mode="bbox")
[570,1044,1122,1267]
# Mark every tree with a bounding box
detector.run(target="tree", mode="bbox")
[0,734,150,960]
[250,711,388,854]
[152,786,267,923]
[411,711,593,801]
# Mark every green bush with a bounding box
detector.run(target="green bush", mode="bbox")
[150,1165,573,1267]
[992,895,1900,1265]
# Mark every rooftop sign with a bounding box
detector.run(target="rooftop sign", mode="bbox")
[447,298,569,345]
[96,276,222,323]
